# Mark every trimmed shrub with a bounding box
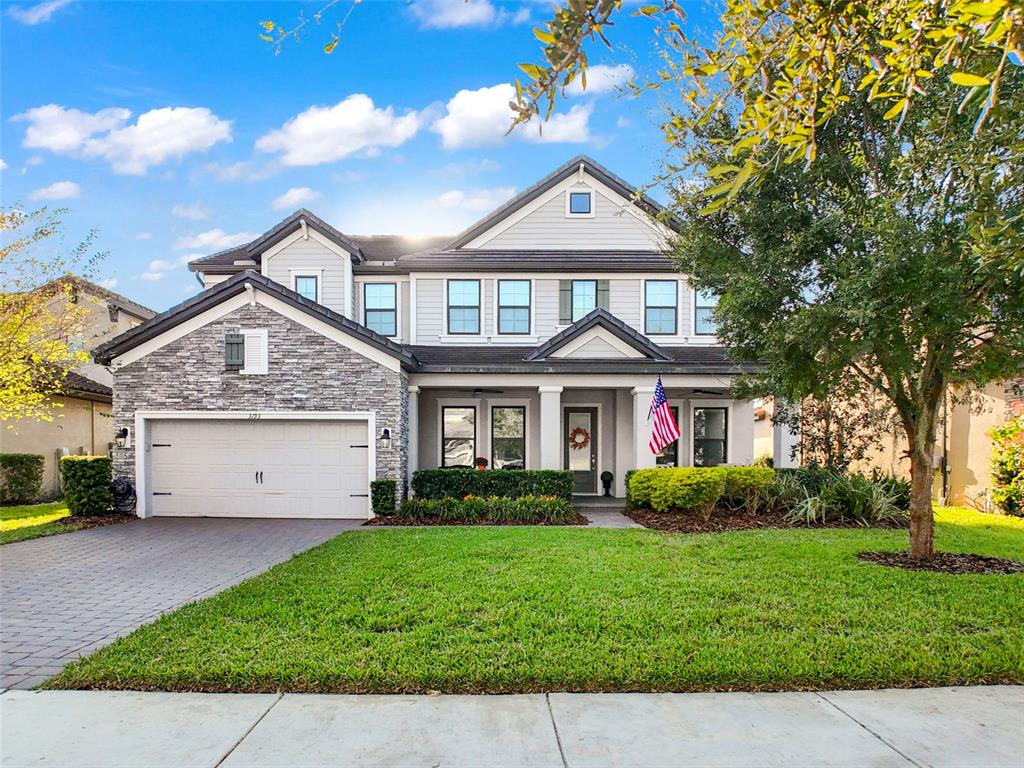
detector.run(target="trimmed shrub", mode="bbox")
[625,468,668,508]
[0,453,45,504]
[649,469,726,518]
[59,456,113,516]
[720,466,776,514]
[991,416,1024,516]
[411,469,573,502]
[396,494,573,524]
[370,479,397,517]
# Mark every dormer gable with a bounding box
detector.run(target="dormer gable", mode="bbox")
[527,308,671,361]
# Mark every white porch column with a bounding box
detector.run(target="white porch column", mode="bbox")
[538,386,563,470]
[614,389,632,497]
[407,385,420,493]
[631,386,657,472]
[772,399,800,468]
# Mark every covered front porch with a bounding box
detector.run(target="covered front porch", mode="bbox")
[406,374,756,498]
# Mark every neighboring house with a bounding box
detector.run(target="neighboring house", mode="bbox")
[94,156,765,520]
[0,277,156,497]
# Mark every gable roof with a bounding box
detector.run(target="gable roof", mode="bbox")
[93,270,417,369]
[446,154,673,250]
[188,209,367,273]
[37,275,156,322]
[61,370,113,402]
[527,308,672,361]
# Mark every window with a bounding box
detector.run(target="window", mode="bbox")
[447,280,481,335]
[694,289,719,335]
[294,275,319,303]
[364,283,397,337]
[567,190,593,216]
[442,406,476,467]
[693,407,727,467]
[655,406,680,467]
[491,406,526,469]
[645,280,678,335]
[571,280,597,322]
[497,280,531,335]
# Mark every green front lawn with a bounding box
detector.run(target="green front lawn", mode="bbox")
[49,507,1024,693]
[0,502,73,545]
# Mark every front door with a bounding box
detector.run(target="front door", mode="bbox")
[564,407,598,494]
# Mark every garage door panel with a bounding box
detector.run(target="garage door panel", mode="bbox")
[148,418,369,519]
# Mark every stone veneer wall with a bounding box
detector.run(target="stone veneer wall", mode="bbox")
[111,303,408,495]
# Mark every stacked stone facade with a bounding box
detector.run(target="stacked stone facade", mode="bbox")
[111,303,408,495]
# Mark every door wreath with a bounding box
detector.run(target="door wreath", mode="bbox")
[568,426,591,451]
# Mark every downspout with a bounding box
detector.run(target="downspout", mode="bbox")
[941,392,949,504]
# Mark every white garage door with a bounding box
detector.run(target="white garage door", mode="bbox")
[148,419,370,518]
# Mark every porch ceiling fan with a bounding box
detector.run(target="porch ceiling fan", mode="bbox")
[453,387,505,395]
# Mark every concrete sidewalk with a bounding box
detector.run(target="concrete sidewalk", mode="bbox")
[2,686,1021,768]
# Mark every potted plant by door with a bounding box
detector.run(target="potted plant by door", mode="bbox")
[600,471,614,497]
[475,457,488,471]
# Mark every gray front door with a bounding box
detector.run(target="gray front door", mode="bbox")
[564,407,598,494]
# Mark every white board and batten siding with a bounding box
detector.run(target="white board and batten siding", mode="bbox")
[146,418,370,518]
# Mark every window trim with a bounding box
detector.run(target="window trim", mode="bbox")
[565,188,595,218]
[445,278,482,336]
[290,269,323,304]
[644,279,679,336]
[496,279,532,336]
[440,403,478,468]
[239,328,269,376]
[489,403,528,470]
[362,282,399,338]
[693,287,719,337]
[690,402,729,467]
[570,279,599,323]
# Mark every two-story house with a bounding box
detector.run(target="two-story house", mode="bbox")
[95,156,760,518]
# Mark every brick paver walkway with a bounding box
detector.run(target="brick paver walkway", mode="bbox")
[0,518,357,689]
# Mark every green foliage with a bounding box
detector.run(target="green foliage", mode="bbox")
[753,453,773,468]
[991,416,1024,516]
[370,479,397,517]
[784,473,909,528]
[0,453,44,504]
[59,456,113,516]
[411,469,573,502]
[627,467,728,518]
[396,495,574,524]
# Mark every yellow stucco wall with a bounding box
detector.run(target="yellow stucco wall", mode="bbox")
[1,397,115,499]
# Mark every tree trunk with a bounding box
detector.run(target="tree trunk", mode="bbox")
[908,447,935,560]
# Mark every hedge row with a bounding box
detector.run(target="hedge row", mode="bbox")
[59,456,113,516]
[0,453,45,505]
[627,466,776,516]
[370,479,397,516]
[411,469,573,502]
[397,494,574,524]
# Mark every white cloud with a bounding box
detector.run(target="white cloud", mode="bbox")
[140,271,165,282]
[29,180,80,200]
[433,158,501,178]
[272,186,320,211]
[8,0,72,25]
[431,186,516,212]
[13,104,232,174]
[432,83,591,149]
[256,94,420,167]
[408,0,528,28]
[202,160,277,182]
[26,155,44,166]
[173,228,257,252]
[98,277,118,289]
[0,159,6,171]
[135,232,153,241]
[171,202,208,220]
[616,115,631,129]
[565,64,635,96]
[147,259,175,272]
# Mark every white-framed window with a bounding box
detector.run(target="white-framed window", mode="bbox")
[441,404,477,467]
[692,405,728,466]
[497,279,531,335]
[447,279,481,335]
[363,283,398,337]
[240,329,269,375]
[489,400,530,469]
[565,188,595,217]
[571,279,598,322]
[291,271,322,303]
[694,289,719,335]
[644,280,678,335]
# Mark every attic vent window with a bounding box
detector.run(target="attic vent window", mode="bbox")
[567,190,593,216]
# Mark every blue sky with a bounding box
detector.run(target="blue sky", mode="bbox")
[1,0,718,310]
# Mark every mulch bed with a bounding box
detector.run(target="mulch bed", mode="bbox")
[365,514,589,527]
[68,514,136,531]
[858,551,1024,575]
[623,506,906,534]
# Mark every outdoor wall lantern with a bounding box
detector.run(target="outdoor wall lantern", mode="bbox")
[114,427,129,449]
[378,427,392,450]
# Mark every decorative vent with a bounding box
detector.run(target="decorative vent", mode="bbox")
[225,333,244,370]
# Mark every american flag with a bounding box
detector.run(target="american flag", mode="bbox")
[648,377,681,454]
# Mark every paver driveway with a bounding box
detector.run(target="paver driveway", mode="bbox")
[0,518,358,689]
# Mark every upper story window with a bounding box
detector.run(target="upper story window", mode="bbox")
[294,275,319,303]
[645,280,678,335]
[497,280,531,335]
[572,280,597,321]
[559,279,609,324]
[694,289,719,335]
[364,283,397,337]
[447,279,481,335]
[566,189,594,217]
